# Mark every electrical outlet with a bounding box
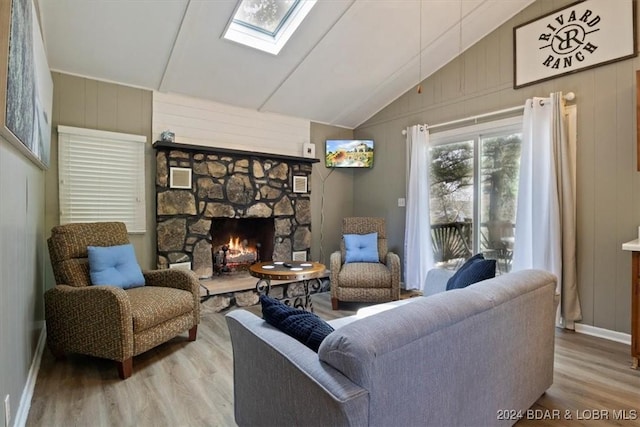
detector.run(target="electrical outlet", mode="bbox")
[4,394,10,427]
[398,197,406,207]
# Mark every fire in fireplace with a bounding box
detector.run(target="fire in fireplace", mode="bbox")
[211,218,274,274]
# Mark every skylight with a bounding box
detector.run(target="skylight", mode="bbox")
[223,0,316,55]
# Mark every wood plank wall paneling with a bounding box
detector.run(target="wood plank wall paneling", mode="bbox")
[152,92,310,157]
[47,72,154,274]
[354,0,640,334]
[0,136,45,427]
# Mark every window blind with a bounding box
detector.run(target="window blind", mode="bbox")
[58,125,146,233]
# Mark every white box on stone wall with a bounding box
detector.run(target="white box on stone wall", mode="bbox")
[292,251,307,262]
[302,142,315,158]
[169,261,192,270]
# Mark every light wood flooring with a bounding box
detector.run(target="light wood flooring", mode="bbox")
[26,293,640,427]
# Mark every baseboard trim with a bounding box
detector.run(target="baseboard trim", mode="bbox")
[15,323,46,427]
[574,323,631,345]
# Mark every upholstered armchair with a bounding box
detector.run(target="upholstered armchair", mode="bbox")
[330,217,401,309]
[45,222,200,379]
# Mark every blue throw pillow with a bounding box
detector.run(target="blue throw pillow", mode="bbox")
[260,295,334,352]
[446,254,496,290]
[87,244,145,289]
[344,232,379,263]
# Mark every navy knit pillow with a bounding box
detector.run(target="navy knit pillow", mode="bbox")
[260,295,334,352]
[446,254,496,290]
[446,253,484,290]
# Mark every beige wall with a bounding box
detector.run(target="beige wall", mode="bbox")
[45,72,154,290]
[0,137,46,424]
[351,123,407,257]
[354,0,640,334]
[309,123,355,265]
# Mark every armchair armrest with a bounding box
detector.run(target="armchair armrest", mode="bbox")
[44,285,133,361]
[143,269,199,293]
[143,269,200,324]
[385,251,401,300]
[329,251,343,298]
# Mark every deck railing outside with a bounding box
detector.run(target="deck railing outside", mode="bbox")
[431,221,513,273]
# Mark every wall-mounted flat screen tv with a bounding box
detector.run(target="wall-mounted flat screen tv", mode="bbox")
[325,139,374,168]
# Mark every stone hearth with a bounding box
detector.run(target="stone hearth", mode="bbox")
[154,141,318,278]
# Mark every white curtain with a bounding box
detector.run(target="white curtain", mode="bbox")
[512,92,582,328]
[404,125,434,291]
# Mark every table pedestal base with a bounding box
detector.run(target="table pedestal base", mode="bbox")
[256,278,323,312]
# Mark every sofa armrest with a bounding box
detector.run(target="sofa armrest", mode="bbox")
[44,285,133,361]
[329,250,342,298]
[226,310,369,427]
[423,268,455,296]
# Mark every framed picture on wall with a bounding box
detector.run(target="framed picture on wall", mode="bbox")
[0,0,53,169]
[513,0,637,89]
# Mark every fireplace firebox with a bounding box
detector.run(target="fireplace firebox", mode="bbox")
[211,218,274,274]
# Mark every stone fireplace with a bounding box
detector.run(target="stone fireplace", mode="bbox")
[154,141,318,278]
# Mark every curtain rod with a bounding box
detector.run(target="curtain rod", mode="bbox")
[401,92,575,135]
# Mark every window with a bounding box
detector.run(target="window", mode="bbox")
[223,0,316,55]
[429,117,522,273]
[58,126,146,233]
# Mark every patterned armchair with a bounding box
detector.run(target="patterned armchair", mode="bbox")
[45,222,200,379]
[330,217,401,309]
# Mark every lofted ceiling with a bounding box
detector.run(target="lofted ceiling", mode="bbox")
[37,0,535,129]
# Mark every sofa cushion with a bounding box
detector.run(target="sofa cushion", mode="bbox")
[127,286,194,332]
[344,232,379,263]
[87,244,145,289]
[446,254,496,290]
[260,295,334,352]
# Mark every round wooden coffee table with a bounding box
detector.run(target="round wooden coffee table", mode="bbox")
[249,261,326,311]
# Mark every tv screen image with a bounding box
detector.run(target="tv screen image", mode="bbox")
[325,139,374,168]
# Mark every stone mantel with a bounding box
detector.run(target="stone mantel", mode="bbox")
[154,140,316,278]
[153,140,320,164]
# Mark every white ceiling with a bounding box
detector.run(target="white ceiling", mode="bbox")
[37,0,535,129]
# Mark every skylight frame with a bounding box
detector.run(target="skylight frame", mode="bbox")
[223,0,316,55]
[233,0,299,37]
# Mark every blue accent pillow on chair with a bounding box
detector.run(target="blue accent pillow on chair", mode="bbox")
[87,244,145,289]
[344,232,379,263]
[446,253,496,290]
[260,295,334,352]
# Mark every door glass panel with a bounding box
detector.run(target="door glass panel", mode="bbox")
[479,133,522,274]
[429,141,474,268]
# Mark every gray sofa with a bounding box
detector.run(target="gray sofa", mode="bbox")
[226,269,558,427]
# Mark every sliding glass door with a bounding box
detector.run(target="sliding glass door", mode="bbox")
[428,117,522,273]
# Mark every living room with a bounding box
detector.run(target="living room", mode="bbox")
[1,0,640,426]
